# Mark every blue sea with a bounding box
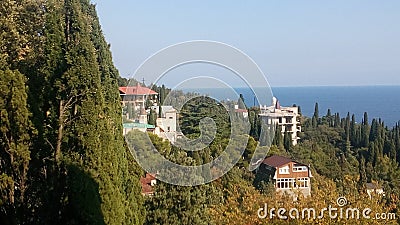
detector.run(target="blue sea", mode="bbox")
[187,86,400,127]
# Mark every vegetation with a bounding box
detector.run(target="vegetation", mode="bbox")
[0,1,144,224]
[140,100,400,224]
[1,0,400,225]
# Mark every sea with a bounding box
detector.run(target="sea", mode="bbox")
[185,86,400,128]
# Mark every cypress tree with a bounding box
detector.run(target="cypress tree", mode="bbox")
[0,69,35,224]
[273,124,283,147]
[283,131,293,152]
[350,114,357,147]
[312,102,319,127]
[148,109,157,125]
[361,112,370,147]
[1,0,146,224]
[238,93,246,109]
[85,2,145,224]
[297,105,302,115]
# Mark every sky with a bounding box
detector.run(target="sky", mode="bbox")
[91,0,400,87]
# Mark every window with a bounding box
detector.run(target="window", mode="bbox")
[293,166,308,172]
[297,178,309,188]
[286,117,292,123]
[169,117,173,119]
[277,178,295,189]
[279,166,290,174]
[167,126,171,132]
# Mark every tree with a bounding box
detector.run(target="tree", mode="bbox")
[0,0,145,224]
[145,183,214,225]
[283,131,293,151]
[312,102,319,127]
[148,109,157,125]
[361,112,370,147]
[0,69,35,224]
[238,93,246,109]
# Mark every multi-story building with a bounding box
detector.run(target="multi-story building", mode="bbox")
[152,106,180,143]
[119,83,158,110]
[259,97,301,145]
[261,155,312,197]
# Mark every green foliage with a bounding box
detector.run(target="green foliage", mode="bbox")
[312,102,319,127]
[148,109,157,125]
[145,182,215,225]
[238,93,246,109]
[179,96,231,140]
[0,1,144,224]
[0,68,35,224]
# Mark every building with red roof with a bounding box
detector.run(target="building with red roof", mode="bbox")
[260,155,312,197]
[140,173,157,196]
[119,83,158,110]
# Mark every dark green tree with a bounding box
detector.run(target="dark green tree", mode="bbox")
[312,102,319,127]
[361,112,370,147]
[148,109,157,125]
[0,0,145,224]
[283,131,293,152]
[238,93,246,109]
[0,69,35,224]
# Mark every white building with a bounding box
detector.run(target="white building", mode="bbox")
[259,97,301,145]
[152,106,179,143]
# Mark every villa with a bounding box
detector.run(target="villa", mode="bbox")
[259,97,301,145]
[119,83,158,110]
[261,155,312,197]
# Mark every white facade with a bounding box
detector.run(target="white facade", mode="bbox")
[259,97,301,145]
[152,106,178,143]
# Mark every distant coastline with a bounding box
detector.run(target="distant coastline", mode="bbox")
[181,85,400,127]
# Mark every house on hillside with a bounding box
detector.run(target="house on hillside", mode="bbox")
[259,97,301,145]
[119,83,158,111]
[140,173,157,196]
[260,155,312,197]
[366,183,384,198]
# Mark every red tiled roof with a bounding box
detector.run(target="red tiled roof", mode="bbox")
[119,84,158,95]
[140,173,156,195]
[262,155,296,168]
[235,109,248,113]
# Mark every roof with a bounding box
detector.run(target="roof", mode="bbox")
[119,84,158,95]
[140,173,156,195]
[366,183,382,190]
[235,109,248,113]
[262,155,299,168]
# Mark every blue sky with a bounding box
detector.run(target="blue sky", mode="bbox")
[91,0,400,87]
